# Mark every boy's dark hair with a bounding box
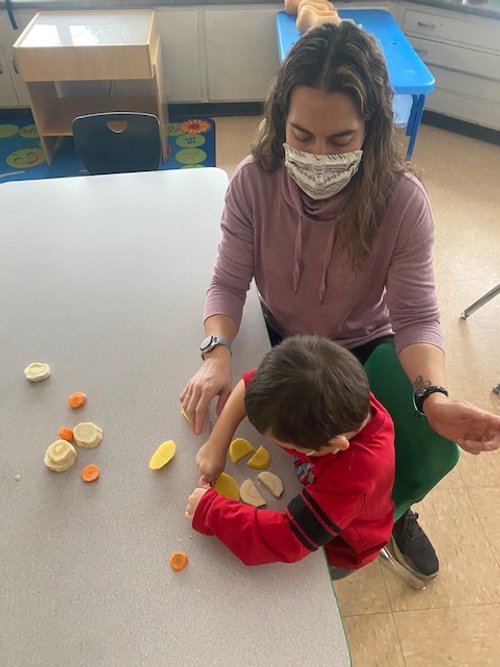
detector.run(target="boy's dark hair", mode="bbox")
[244,335,370,451]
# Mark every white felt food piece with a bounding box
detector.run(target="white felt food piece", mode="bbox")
[44,440,77,472]
[73,422,103,449]
[257,471,284,498]
[24,362,51,382]
[240,479,266,507]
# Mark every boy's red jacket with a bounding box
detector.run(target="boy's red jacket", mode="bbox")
[193,372,395,569]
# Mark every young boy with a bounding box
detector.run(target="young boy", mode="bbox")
[186,335,395,576]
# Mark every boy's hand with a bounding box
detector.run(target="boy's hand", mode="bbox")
[195,440,227,485]
[186,486,210,523]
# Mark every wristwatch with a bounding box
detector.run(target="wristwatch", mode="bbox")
[413,385,449,416]
[200,335,232,360]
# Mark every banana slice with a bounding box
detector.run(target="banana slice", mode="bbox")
[73,422,103,449]
[257,471,284,498]
[24,362,51,383]
[229,437,255,464]
[44,439,77,472]
[214,472,240,501]
[246,445,271,470]
[240,479,266,507]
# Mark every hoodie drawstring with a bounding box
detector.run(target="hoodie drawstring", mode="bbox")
[293,215,303,294]
[319,224,336,303]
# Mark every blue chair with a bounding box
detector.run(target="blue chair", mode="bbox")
[72,112,162,175]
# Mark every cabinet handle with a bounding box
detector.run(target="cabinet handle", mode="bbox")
[12,54,18,74]
[417,21,436,29]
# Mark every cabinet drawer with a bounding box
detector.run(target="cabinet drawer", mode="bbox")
[404,8,500,52]
[432,65,500,105]
[409,36,500,82]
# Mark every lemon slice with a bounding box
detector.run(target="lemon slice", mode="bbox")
[73,422,103,449]
[149,440,176,470]
[257,471,284,497]
[24,362,51,383]
[180,407,190,423]
[44,440,77,472]
[214,472,240,501]
[240,479,266,507]
[246,445,271,470]
[229,437,255,464]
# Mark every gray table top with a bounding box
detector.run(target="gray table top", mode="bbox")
[0,169,350,667]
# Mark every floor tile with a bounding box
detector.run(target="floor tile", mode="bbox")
[333,559,392,616]
[394,605,500,667]
[343,613,406,667]
[468,486,500,564]
[383,488,500,611]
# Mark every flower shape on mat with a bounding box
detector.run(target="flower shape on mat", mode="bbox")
[180,118,211,135]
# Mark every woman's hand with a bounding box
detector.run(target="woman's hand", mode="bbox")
[186,486,210,523]
[195,440,227,486]
[424,393,500,455]
[180,351,232,435]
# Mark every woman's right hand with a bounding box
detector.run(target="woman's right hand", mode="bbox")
[180,352,232,435]
[195,440,228,486]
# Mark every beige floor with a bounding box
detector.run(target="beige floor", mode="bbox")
[214,115,500,666]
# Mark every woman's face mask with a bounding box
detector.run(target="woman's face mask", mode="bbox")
[283,142,363,200]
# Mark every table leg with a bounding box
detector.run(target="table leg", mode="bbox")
[405,94,426,161]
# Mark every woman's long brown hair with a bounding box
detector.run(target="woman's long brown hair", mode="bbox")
[252,21,408,263]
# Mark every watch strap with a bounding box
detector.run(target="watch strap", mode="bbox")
[413,385,449,416]
[200,335,232,360]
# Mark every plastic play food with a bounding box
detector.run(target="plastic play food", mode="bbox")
[44,439,77,472]
[24,362,51,382]
[214,472,240,501]
[229,437,255,464]
[169,551,189,571]
[180,407,190,423]
[149,440,176,470]
[67,392,87,408]
[240,479,266,507]
[58,426,74,442]
[257,471,284,497]
[246,446,271,470]
[81,464,100,483]
[73,422,103,449]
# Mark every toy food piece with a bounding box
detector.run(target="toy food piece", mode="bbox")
[14,474,21,481]
[44,439,77,472]
[229,437,255,464]
[169,551,189,571]
[246,446,271,470]
[214,472,240,501]
[58,426,74,442]
[180,407,190,423]
[73,422,103,449]
[24,362,51,382]
[297,3,341,33]
[257,471,284,498]
[240,479,266,507]
[149,440,176,470]
[81,464,100,483]
[67,392,87,409]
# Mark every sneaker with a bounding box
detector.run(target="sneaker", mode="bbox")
[390,509,439,579]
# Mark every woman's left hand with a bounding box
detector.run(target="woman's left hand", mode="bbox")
[424,393,500,455]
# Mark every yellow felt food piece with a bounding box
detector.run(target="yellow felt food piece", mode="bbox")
[214,472,240,501]
[148,440,176,470]
[246,445,271,470]
[229,437,255,464]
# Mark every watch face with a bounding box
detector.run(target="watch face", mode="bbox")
[200,335,214,352]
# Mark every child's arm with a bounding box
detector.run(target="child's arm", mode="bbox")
[195,379,247,485]
[186,480,365,566]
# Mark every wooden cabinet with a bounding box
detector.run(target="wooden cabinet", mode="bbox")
[401,4,500,130]
[13,10,168,163]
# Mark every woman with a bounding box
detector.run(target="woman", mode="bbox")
[180,22,500,579]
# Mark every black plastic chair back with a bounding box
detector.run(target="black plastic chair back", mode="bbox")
[72,112,162,175]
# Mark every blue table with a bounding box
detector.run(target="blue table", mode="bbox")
[275,9,435,160]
